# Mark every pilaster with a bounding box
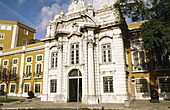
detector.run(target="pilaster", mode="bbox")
[87,39,98,104]
[41,44,50,101]
[17,47,25,96]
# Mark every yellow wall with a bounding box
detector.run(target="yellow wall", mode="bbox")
[0,20,36,50]
[0,54,21,94]
[22,50,44,94]
[127,21,170,95]
[0,25,13,50]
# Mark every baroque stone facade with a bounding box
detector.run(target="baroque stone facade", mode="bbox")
[41,0,128,104]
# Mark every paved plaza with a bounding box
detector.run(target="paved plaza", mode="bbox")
[0,96,170,110]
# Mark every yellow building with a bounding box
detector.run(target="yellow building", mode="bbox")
[0,20,36,50]
[127,21,170,100]
[0,42,44,97]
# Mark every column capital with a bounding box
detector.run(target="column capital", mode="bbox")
[57,41,63,52]
[87,39,94,48]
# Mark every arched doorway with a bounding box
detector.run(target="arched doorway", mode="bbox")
[69,69,82,102]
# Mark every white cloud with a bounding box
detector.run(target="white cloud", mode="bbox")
[18,0,27,5]
[36,0,120,38]
[84,0,117,11]
[37,3,61,32]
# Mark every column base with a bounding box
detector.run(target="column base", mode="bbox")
[41,94,48,101]
[54,94,67,103]
[85,95,98,104]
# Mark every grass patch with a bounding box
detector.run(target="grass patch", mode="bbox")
[0,98,24,103]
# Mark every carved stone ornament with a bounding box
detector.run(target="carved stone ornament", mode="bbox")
[67,0,85,15]
[57,42,63,52]
[99,0,111,9]
[88,39,94,47]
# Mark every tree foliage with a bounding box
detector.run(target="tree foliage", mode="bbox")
[115,0,170,65]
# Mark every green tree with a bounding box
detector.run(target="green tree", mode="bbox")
[0,62,18,102]
[115,0,170,68]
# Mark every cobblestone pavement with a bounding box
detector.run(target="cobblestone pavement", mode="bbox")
[0,96,170,110]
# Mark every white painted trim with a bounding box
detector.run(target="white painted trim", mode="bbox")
[3,59,8,66]
[11,25,19,48]
[0,84,6,93]
[135,77,150,94]
[101,74,115,95]
[34,82,41,94]
[130,39,143,50]
[131,50,147,72]
[157,76,170,94]
[49,79,57,94]
[36,54,43,62]
[0,45,45,57]
[23,83,31,94]
[35,63,43,73]
[12,66,18,74]
[18,53,25,95]
[12,58,19,65]
[26,56,33,63]
[9,83,16,94]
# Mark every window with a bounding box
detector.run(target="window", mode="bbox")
[24,29,28,35]
[3,60,8,66]
[0,33,5,39]
[26,56,32,63]
[70,43,79,64]
[158,77,170,93]
[36,63,42,74]
[24,84,30,93]
[155,51,170,69]
[131,39,143,49]
[26,65,31,74]
[36,55,43,62]
[12,66,17,75]
[23,39,27,45]
[34,83,41,93]
[102,44,112,63]
[50,79,57,93]
[103,76,114,93]
[136,78,149,93]
[51,52,57,68]
[13,59,18,64]
[6,25,12,30]
[0,44,3,50]
[0,25,5,30]
[132,51,147,71]
[0,85,5,93]
[10,84,16,93]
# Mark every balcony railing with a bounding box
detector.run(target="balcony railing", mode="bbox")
[9,73,17,80]
[34,72,42,79]
[132,63,148,73]
[24,73,32,79]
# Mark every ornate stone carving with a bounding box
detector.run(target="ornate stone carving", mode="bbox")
[67,0,85,15]
[57,42,63,52]
[99,0,111,9]
[87,39,94,48]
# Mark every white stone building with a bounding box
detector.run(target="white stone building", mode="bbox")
[41,0,128,104]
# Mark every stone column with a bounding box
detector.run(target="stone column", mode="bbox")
[88,39,95,95]
[57,42,63,95]
[87,39,98,104]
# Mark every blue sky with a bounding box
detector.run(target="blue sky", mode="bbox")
[0,0,131,40]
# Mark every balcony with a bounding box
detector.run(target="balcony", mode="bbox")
[24,73,32,79]
[34,72,42,79]
[132,63,148,73]
[9,73,17,80]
